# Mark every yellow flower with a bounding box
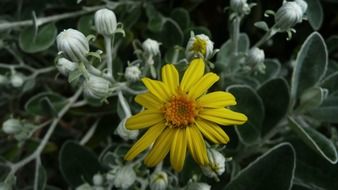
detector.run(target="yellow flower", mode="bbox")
[124,58,247,172]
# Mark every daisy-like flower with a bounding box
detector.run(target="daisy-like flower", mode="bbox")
[186,34,214,59]
[124,58,247,172]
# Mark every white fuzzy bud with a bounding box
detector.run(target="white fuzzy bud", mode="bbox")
[142,38,161,57]
[124,65,141,82]
[114,165,136,189]
[2,118,22,134]
[186,182,211,190]
[56,58,77,76]
[247,47,265,65]
[115,118,139,141]
[230,0,250,15]
[295,0,308,14]
[83,75,110,100]
[201,149,226,178]
[56,29,89,62]
[92,173,104,186]
[10,73,24,88]
[149,171,168,190]
[186,34,214,59]
[275,1,304,31]
[94,8,117,36]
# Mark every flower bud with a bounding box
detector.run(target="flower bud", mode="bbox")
[92,173,104,186]
[56,58,77,76]
[94,8,117,36]
[275,1,304,31]
[295,0,308,14]
[186,182,211,190]
[186,34,214,59]
[115,118,139,141]
[56,29,89,62]
[142,38,161,57]
[114,165,136,189]
[230,0,250,15]
[83,75,110,100]
[124,65,141,82]
[201,149,226,178]
[0,74,7,85]
[2,118,22,134]
[10,73,24,88]
[149,171,168,190]
[247,47,265,65]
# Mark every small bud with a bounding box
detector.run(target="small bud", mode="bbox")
[230,0,250,15]
[115,118,139,141]
[201,149,226,179]
[83,75,110,100]
[295,0,308,14]
[92,173,104,186]
[186,34,214,59]
[0,74,7,85]
[247,47,265,65]
[94,8,117,36]
[10,73,25,88]
[124,65,141,82]
[2,118,22,134]
[275,1,305,31]
[56,58,77,76]
[56,29,89,62]
[186,182,211,190]
[149,171,168,190]
[75,183,92,190]
[142,38,161,57]
[114,165,136,189]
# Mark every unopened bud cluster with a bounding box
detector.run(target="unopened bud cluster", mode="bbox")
[230,0,250,15]
[274,0,308,31]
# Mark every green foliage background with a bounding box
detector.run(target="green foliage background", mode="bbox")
[0,0,338,189]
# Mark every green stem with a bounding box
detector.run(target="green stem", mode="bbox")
[104,36,115,81]
[254,27,279,48]
[232,16,241,56]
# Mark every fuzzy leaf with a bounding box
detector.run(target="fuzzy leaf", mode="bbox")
[288,117,338,164]
[306,0,324,30]
[224,143,295,190]
[227,85,264,145]
[290,32,328,107]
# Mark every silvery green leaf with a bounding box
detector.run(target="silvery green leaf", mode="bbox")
[227,85,264,145]
[19,23,57,53]
[321,71,338,93]
[256,59,281,83]
[305,0,324,30]
[291,139,338,190]
[288,117,338,164]
[308,95,338,123]
[171,8,191,30]
[25,92,67,117]
[59,141,104,188]
[225,143,295,190]
[160,19,183,48]
[254,21,269,32]
[258,78,289,135]
[34,164,47,190]
[297,87,328,113]
[290,32,328,108]
[238,33,250,53]
[326,35,338,54]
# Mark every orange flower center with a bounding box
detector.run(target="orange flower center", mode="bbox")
[163,95,197,128]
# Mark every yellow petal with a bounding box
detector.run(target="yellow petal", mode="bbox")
[144,128,174,167]
[162,64,179,95]
[124,122,166,160]
[126,110,163,130]
[197,91,236,108]
[142,78,171,102]
[180,58,205,92]
[199,108,248,126]
[195,119,230,144]
[188,73,219,99]
[135,92,163,109]
[186,126,209,166]
[170,128,187,172]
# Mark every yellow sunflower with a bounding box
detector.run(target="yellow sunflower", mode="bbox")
[124,58,247,172]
